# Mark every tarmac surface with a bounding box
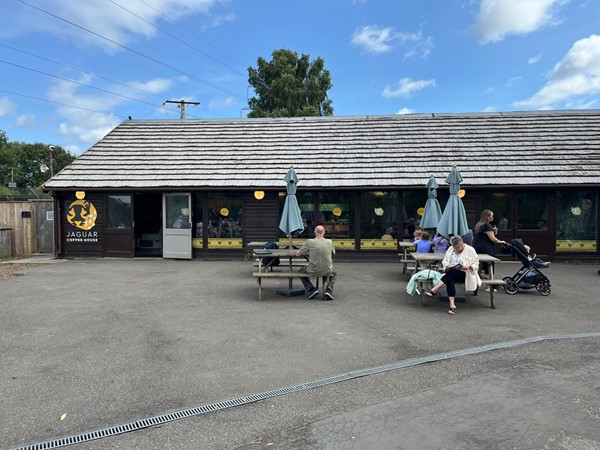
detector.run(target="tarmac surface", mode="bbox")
[1,256,599,449]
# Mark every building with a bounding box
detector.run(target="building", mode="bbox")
[44,110,600,261]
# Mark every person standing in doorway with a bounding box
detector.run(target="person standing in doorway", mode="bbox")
[473,209,506,280]
[296,225,337,300]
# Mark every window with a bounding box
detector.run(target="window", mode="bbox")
[359,191,399,250]
[516,192,548,230]
[481,192,512,230]
[401,191,428,239]
[107,195,131,229]
[319,192,355,249]
[556,190,597,252]
[207,192,243,248]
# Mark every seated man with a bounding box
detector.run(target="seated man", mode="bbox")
[296,225,337,300]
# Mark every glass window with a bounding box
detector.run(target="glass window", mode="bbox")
[359,191,399,250]
[556,190,597,252]
[165,194,190,229]
[516,192,548,230]
[207,192,243,248]
[481,192,512,230]
[192,194,204,249]
[401,191,428,240]
[107,195,132,229]
[318,192,355,249]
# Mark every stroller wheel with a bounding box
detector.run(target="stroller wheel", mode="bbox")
[536,280,551,296]
[503,278,519,295]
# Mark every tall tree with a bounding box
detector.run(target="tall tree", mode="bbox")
[0,133,76,189]
[247,49,333,118]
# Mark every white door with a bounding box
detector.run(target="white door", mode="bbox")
[162,193,192,259]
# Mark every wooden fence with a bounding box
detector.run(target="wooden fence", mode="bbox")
[0,200,54,257]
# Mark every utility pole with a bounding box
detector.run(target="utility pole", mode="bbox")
[163,100,200,119]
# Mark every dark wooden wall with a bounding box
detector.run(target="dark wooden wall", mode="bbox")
[243,191,280,244]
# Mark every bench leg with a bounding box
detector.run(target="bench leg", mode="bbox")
[257,277,262,301]
[489,288,495,309]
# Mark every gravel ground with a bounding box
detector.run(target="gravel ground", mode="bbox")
[0,258,41,280]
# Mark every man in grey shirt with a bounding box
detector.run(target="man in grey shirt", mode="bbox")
[296,225,337,300]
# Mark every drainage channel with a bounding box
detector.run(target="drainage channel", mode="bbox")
[13,332,600,450]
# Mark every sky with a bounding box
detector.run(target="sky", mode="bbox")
[1,0,599,155]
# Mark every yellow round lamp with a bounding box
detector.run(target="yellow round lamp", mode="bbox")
[220,208,229,217]
[332,207,342,217]
[254,191,265,200]
[458,189,466,198]
[417,207,425,216]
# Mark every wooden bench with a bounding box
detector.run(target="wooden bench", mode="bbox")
[252,272,332,301]
[416,278,506,309]
[479,279,506,309]
[398,254,417,275]
[253,259,308,272]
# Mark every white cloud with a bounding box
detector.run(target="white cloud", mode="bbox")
[12,0,222,52]
[351,25,423,55]
[352,0,367,6]
[208,96,237,109]
[483,105,497,112]
[382,78,436,98]
[202,13,236,31]
[0,97,17,116]
[473,0,563,44]
[506,76,522,87]
[127,78,173,95]
[15,114,36,128]
[529,53,542,64]
[396,107,414,114]
[515,35,600,108]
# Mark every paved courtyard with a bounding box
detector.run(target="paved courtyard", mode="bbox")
[1,257,599,449]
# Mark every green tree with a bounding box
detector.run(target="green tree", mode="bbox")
[0,133,76,189]
[247,49,333,118]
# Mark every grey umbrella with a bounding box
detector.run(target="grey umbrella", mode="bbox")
[437,166,469,239]
[420,176,443,230]
[277,168,305,297]
[279,168,304,241]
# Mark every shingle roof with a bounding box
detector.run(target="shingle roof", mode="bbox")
[45,110,600,190]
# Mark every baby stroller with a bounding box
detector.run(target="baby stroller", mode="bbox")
[502,238,551,296]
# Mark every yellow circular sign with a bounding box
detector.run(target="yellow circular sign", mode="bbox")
[417,207,425,216]
[332,207,342,217]
[220,208,229,217]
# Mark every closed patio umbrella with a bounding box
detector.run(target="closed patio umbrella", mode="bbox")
[420,176,443,230]
[277,168,305,297]
[279,168,304,241]
[437,166,469,239]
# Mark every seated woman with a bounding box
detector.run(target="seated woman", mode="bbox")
[424,235,482,315]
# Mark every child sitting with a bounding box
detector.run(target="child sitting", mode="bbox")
[524,245,551,268]
[415,231,432,253]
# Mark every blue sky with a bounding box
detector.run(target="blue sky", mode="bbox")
[1,0,599,155]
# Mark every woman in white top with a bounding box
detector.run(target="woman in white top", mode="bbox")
[425,235,482,315]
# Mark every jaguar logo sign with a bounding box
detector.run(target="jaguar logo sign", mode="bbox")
[67,191,97,231]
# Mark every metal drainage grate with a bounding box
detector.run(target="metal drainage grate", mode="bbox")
[13,332,600,450]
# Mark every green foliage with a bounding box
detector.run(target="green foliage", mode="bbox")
[247,49,333,118]
[0,132,76,189]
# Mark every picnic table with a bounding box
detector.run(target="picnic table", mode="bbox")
[251,248,331,301]
[409,252,505,308]
[397,241,416,274]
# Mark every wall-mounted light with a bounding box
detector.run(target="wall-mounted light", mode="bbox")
[254,191,265,200]
[332,207,342,217]
[374,207,384,216]
[75,191,86,200]
[458,189,466,198]
[417,207,425,216]
[220,207,229,217]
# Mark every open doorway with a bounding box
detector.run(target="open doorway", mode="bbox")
[134,192,162,257]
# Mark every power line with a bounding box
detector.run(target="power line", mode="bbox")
[15,0,247,100]
[0,88,127,118]
[0,43,225,117]
[136,0,248,70]
[106,0,246,77]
